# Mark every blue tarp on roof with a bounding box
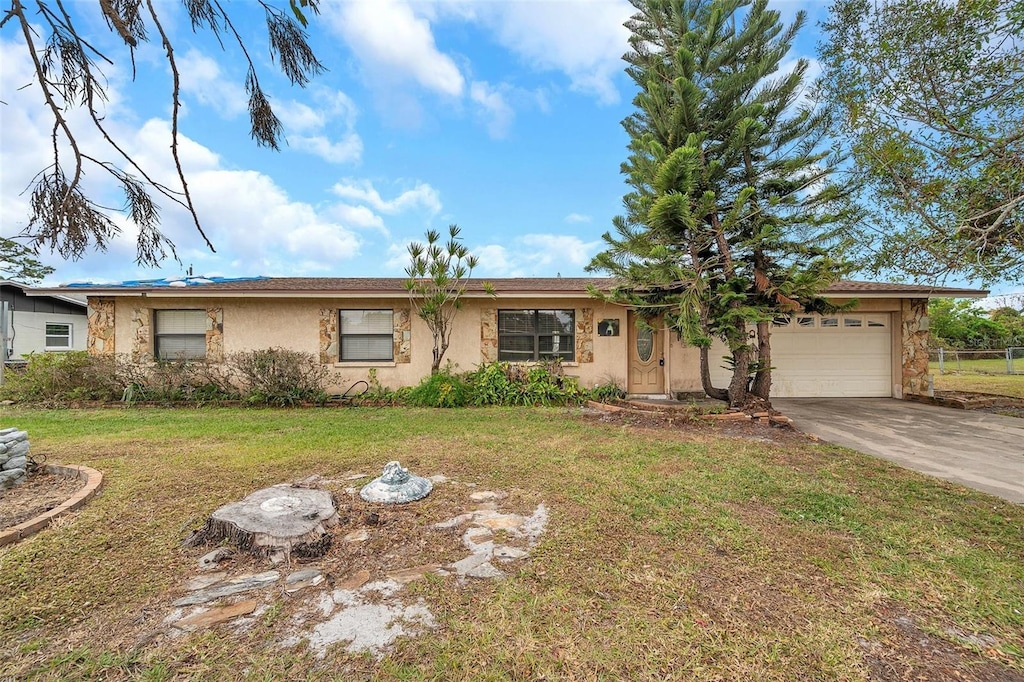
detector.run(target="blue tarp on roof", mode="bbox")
[64,276,268,289]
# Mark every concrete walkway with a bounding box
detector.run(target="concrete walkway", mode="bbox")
[773,398,1024,504]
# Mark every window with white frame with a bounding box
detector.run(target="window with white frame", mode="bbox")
[339,310,394,361]
[498,310,575,362]
[45,323,72,350]
[154,310,207,360]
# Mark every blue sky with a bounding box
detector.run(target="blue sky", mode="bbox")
[0,0,1016,300]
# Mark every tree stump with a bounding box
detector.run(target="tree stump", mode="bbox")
[195,485,339,560]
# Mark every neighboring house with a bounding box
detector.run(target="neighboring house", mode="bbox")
[0,280,88,359]
[44,276,986,399]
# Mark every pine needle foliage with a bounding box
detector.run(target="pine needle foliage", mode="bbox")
[589,0,858,407]
[1,0,325,267]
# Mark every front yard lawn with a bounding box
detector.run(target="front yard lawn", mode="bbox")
[1,406,1021,681]
[930,366,1024,399]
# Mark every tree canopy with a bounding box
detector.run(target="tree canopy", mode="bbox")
[818,0,1024,284]
[589,0,856,407]
[1,0,323,267]
[0,237,55,283]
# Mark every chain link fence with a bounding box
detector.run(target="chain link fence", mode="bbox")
[930,348,1024,375]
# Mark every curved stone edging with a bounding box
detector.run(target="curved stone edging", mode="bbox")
[0,464,104,548]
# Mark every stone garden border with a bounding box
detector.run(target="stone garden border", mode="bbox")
[585,400,793,425]
[0,464,104,548]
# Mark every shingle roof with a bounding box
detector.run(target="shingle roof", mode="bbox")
[45,277,988,298]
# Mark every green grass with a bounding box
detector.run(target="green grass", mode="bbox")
[1,406,1022,680]
[930,362,1024,398]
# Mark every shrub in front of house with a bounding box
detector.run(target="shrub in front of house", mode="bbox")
[229,348,328,407]
[122,359,238,405]
[589,380,627,403]
[467,361,587,406]
[405,369,471,408]
[0,351,124,403]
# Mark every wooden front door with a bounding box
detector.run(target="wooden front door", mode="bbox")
[627,312,665,395]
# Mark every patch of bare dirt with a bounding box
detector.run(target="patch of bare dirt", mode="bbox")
[859,603,1024,682]
[576,404,806,446]
[0,471,85,528]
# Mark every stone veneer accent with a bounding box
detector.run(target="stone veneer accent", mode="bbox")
[87,297,115,355]
[131,307,222,362]
[206,308,224,362]
[394,308,411,363]
[319,308,338,364]
[480,308,498,363]
[480,308,593,363]
[901,298,930,398]
[131,308,152,362]
[319,308,411,364]
[576,308,594,363]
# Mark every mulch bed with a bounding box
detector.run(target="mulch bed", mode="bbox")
[0,471,86,529]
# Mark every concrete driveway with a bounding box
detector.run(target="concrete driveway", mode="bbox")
[773,398,1024,504]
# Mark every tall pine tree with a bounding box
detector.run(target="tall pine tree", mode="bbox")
[589,0,856,407]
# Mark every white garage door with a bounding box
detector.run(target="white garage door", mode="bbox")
[709,313,893,398]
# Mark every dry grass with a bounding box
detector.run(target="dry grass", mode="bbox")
[1,406,1022,681]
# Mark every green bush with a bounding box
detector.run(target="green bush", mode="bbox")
[229,348,327,406]
[0,352,123,403]
[406,370,470,408]
[467,361,586,406]
[122,360,237,405]
[590,380,626,402]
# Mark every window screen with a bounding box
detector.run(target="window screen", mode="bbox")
[498,310,575,362]
[154,310,207,360]
[339,310,393,361]
[45,323,72,349]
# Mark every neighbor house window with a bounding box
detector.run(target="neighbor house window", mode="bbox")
[45,323,72,350]
[154,310,207,360]
[498,310,575,362]
[339,310,393,361]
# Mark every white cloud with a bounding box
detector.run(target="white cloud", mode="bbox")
[0,32,365,281]
[290,134,363,164]
[458,0,632,105]
[177,49,248,118]
[332,180,442,216]
[470,81,515,139]
[475,234,602,276]
[323,0,464,98]
[564,213,592,224]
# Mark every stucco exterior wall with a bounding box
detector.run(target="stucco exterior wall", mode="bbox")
[99,294,931,398]
[106,296,628,392]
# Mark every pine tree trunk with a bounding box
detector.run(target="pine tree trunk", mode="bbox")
[751,320,772,401]
[699,345,729,402]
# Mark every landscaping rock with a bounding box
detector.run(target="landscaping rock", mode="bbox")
[387,564,442,584]
[175,599,258,630]
[173,571,280,606]
[198,547,235,571]
[185,572,228,591]
[360,461,432,504]
[336,569,371,591]
[285,568,324,594]
[5,441,29,459]
[0,469,26,489]
[2,456,27,471]
[0,429,27,444]
[0,429,30,490]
